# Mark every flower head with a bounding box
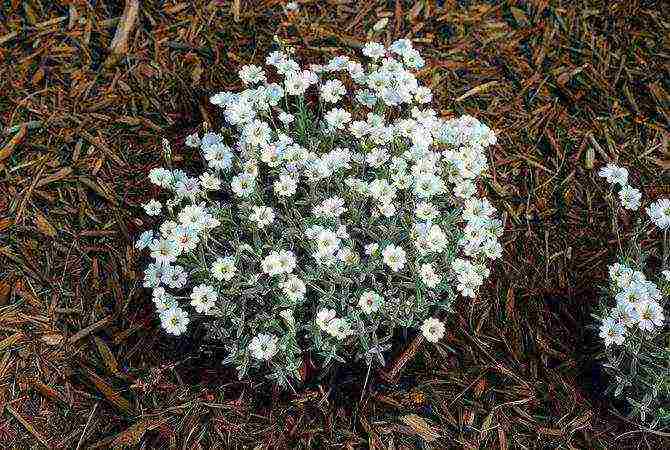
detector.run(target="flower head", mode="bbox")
[421,317,445,343]
[249,333,279,360]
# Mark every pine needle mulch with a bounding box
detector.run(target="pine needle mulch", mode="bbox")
[1,0,669,448]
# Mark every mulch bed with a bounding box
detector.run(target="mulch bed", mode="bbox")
[1,0,669,448]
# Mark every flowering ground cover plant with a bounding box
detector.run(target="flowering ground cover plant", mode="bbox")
[595,164,670,426]
[136,39,502,390]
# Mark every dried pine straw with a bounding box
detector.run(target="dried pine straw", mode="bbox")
[1,0,669,448]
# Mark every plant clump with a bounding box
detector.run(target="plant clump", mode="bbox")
[137,39,502,389]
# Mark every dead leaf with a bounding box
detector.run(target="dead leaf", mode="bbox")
[41,332,65,346]
[109,419,164,448]
[399,414,441,442]
[34,211,57,237]
[109,0,139,55]
[0,124,26,162]
[80,365,131,414]
[94,336,129,380]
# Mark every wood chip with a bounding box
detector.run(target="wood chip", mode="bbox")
[6,405,51,449]
[109,0,140,55]
[68,315,113,344]
[0,125,27,162]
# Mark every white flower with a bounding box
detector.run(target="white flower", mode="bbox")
[281,275,306,301]
[273,173,298,197]
[238,64,266,85]
[646,198,670,230]
[414,202,439,221]
[248,333,279,360]
[199,172,221,191]
[250,205,275,228]
[618,185,641,210]
[171,225,199,254]
[144,262,168,288]
[266,50,287,66]
[314,229,341,257]
[174,176,201,199]
[204,144,233,171]
[160,307,190,335]
[190,284,217,314]
[242,119,272,148]
[358,291,382,314]
[421,317,445,343]
[210,92,236,107]
[365,147,390,168]
[598,163,628,186]
[135,230,154,250]
[284,71,309,96]
[419,263,441,289]
[364,243,379,256]
[637,301,664,332]
[178,204,207,229]
[277,250,297,274]
[453,179,476,199]
[615,285,646,309]
[316,308,336,331]
[150,238,179,265]
[278,111,294,124]
[599,317,625,346]
[326,318,352,340]
[663,270,670,282]
[161,264,188,289]
[185,133,200,147]
[362,42,386,59]
[389,38,413,56]
[325,108,352,130]
[414,86,433,104]
[211,256,236,282]
[377,201,396,218]
[149,167,173,188]
[611,303,640,327]
[320,79,346,103]
[143,199,162,216]
[382,244,406,272]
[279,309,295,329]
[262,250,295,276]
[313,197,347,218]
[231,173,256,197]
[152,287,176,312]
[402,49,425,69]
[261,252,282,276]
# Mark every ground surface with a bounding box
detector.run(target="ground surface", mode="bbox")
[1,0,669,448]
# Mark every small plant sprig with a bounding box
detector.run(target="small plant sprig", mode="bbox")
[136,39,502,390]
[595,163,670,427]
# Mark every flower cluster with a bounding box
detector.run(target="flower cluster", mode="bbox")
[598,163,641,210]
[137,40,501,388]
[595,163,670,426]
[599,263,664,346]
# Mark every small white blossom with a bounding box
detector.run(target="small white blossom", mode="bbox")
[212,256,236,282]
[599,317,625,347]
[358,291,382,314]
[190,284,217,314]
[598,163,628,186]
[421,317,445,343]
[250,205,275,228]
[248,333,279,360]
[646,198,670,230]
[238,65,266,85]
[618,185,641,210]
[382,244,406,272]
[135,230,154,250]
[143,199,162,216]
[160,307,190,335]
